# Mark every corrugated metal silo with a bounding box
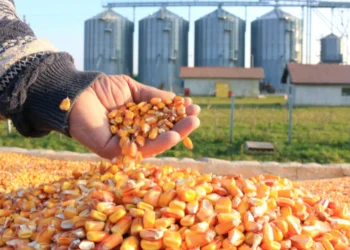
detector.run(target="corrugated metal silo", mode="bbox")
[195,7,246,67]
[138,7,189,94]
[84,9,134,75]
[320,33,343,64]
[251,7,303,91]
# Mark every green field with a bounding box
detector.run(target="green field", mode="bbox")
[1,95,350,163]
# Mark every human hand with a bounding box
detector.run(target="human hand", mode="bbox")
[69,75,200,160]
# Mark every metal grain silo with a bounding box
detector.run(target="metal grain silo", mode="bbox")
[84,9,134,75]
[138,7,189,94]
[251,8,302,91]
[195,7,245,67]
[320,33,343,64]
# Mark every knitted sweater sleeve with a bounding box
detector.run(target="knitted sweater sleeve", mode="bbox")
[0,0,104,137]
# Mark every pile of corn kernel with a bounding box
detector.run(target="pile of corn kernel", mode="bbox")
[0,96,349,249]
[0,153,349,249]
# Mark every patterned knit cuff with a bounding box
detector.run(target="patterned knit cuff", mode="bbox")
[10,53,104,137]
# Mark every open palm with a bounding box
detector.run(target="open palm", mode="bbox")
[69,75,200,160]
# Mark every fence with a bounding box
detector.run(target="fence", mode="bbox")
[1,96,350,163]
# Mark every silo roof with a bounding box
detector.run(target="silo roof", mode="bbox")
[140,7,185,21]
[89,9,128,21]
[197,7,243,21]
[257,7,298,20]
[322,33,340,39]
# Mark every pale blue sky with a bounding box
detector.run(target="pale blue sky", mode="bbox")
[15,0,349,73]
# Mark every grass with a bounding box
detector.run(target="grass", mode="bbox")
[1,95,350,163]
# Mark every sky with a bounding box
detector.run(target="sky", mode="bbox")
[15,0,350,73]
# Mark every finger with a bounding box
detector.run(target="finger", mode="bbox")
[138,84,175,103]
[172,116,200,140]
[99,135,122,160]
[186,104,201,116]
[184,97,192,107]
[140,131,181,158]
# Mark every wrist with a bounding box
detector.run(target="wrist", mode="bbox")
[9,53,104,137]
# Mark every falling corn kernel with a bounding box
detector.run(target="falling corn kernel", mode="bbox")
[183,136,193,150]
[59,97,71,111]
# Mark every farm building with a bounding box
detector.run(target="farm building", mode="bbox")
[180,67,264,97]
[282,63,350,106]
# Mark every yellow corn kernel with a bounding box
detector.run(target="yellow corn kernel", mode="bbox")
[59,97,71,111]
[89,209,107,222]
[321,239,334,250]
[180,215,195,227]
[177,188,197,202]
[161,207,185,219]
[163,230,182,249]
[148,127,158,140]
[137,201,154,211]
[215,221,236,235]
[110,125,118,134]
[108,109,118,119]
[86,231,109,243]
[96,202,116,215]
[18,225,33,239]
[280,206,293,217]
[260,241,281,250]
[286,215,302,236]
[227,228,245,247]
[290,235,314,249]
[273,219,289,237]
[190,221,209,233]
[109,206,127,223]
[182,137,193,150]
[124,141,138,157]
[85,221,105,232]
[0,209,12,217]
[36,225,55,244]
[154,218,175,229]
[215,197,232,213]
[141,239,163,250]
[130,217,143,236]
[262,222,274,243]
[276,197,296,207]
[95,233,123,249]
[158,190,176,207]
[169,200,186,210]
[120,236,139,250]
[140,229,164,240]
[185,230,215,248]
[143,210,156,229]
[111,216,132,235]
[271,224,284,242]
[129,208,145,217]
[186,200,199,215]
[135,136,145,147]
[143,190,161,208]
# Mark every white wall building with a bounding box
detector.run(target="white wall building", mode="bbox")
[180,67,264,97]
[282,63,350,106]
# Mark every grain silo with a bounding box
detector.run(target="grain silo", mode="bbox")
[84,9,134,75]
[320,33,343,64]
[251,7,302,91]
[195,7,245,67]
[138,7,189,94]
